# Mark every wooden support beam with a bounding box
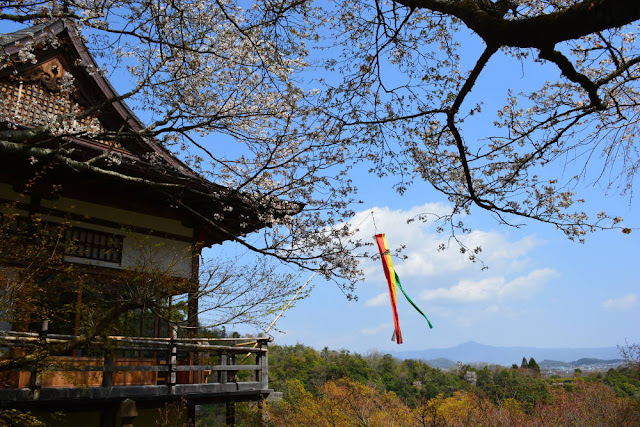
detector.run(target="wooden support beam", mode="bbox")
[258,334,268,389]
[168,326,178,388]
[187,402,196,426]
[102,349,114,388]
[225,401,235,427]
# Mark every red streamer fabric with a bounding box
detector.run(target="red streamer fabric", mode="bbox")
[375,233,403,344]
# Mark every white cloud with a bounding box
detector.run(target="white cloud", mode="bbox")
[349,204,546,290]
[486,304,500,313]
[349,204,556,318]
[361,323,392,336]
[365,292,389,307]
[602,294,638,311]
[420,268,558,303]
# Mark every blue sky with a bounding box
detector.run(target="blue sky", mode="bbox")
[6,17,636,355]
[259,37,640,354]
[261,169,639,353]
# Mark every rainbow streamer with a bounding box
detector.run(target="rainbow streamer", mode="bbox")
[375,234,433,344]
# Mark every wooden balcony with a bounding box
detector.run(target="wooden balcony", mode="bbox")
[0,331,271,408]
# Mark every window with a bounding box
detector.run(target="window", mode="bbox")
[64,227,124,264]
[2,214,124,265]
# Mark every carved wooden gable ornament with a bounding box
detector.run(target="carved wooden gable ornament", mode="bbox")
[0,54,109,144]
[21,56,69,92]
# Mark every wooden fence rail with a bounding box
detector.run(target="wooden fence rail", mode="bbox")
[0,330,270,403]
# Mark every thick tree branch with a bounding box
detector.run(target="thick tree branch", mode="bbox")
[394,0,640,48]
[538,46,605,110]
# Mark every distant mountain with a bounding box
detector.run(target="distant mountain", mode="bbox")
[540,358,624,369]
[539,360,570,368]
[392,341,620,366]
[574,357,623,366]
[425,358,457,369]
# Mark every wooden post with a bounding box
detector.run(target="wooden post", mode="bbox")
[229,350,236,382]
[119,398,138,427]
[257,399,266,427]
[74,281,83,335]
[73,281,83,357]
[225,401,235,427]
[29,320,48,400]
[255,351,261,383]
[219,354,227,384]
[189,233,200,386]
[168,325,177,388]
[187,403,196,426]
[103,349,114,388]
[99,404,117,427]
[187,284,198,385]
[258,333,268,389]
[188,232,200,337]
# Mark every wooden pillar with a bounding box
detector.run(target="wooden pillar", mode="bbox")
[73,280,83,357]
[188,229,201,339]
[187,403,197,426]
[257,399,266,427]
[225,401,235,427]
[168,325,178,388]
[187,282,199,385]
[219,354,227,384]
[258,333,268,389]
[103,349,114,388]
[188,232,201,385]
[29,320,48,400]
[99,403,117,427]
[119,398,138,427]
[187,289,199,336]
[229,351,237,382]
[74,280,83,335]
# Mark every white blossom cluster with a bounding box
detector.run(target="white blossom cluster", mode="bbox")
[1,0,636,301]
[317,0,637,244]
[0,0,363,297]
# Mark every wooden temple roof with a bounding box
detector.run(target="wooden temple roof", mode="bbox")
[0,20,301,246]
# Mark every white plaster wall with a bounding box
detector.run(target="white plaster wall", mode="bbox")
[120,234,193,278]
[0,188,194,279]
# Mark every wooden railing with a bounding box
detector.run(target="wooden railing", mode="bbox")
[0,330,270,404]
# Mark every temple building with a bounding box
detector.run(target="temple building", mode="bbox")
[0,19,290,426]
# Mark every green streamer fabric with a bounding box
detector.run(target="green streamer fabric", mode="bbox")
[395,271,433,329]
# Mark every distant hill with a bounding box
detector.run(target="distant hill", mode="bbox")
[540,358,624,369]
[539,360,570,368]
[392,341,620,366]
[425,358,457,369]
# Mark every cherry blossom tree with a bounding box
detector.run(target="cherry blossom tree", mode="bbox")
[1,0,638,295]
[323,0,639,244]
[0,1,363,301]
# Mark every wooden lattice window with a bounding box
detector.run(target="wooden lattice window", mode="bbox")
[0,56,126,151]
[0,80,74,126]
[0,79,124,151]
[2,215,124,265]
[64,227,124,264]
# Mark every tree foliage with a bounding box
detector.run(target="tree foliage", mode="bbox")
[0,1,362,297]
[1,0,638,298]
[264,344,640,427]
[322,0,639,244]
[264,377,639,427]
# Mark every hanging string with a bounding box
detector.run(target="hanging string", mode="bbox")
[372,211,380,235]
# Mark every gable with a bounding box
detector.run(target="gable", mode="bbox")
[0,22,143,156]
[0,56,126,153]
[0,20,302,248]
